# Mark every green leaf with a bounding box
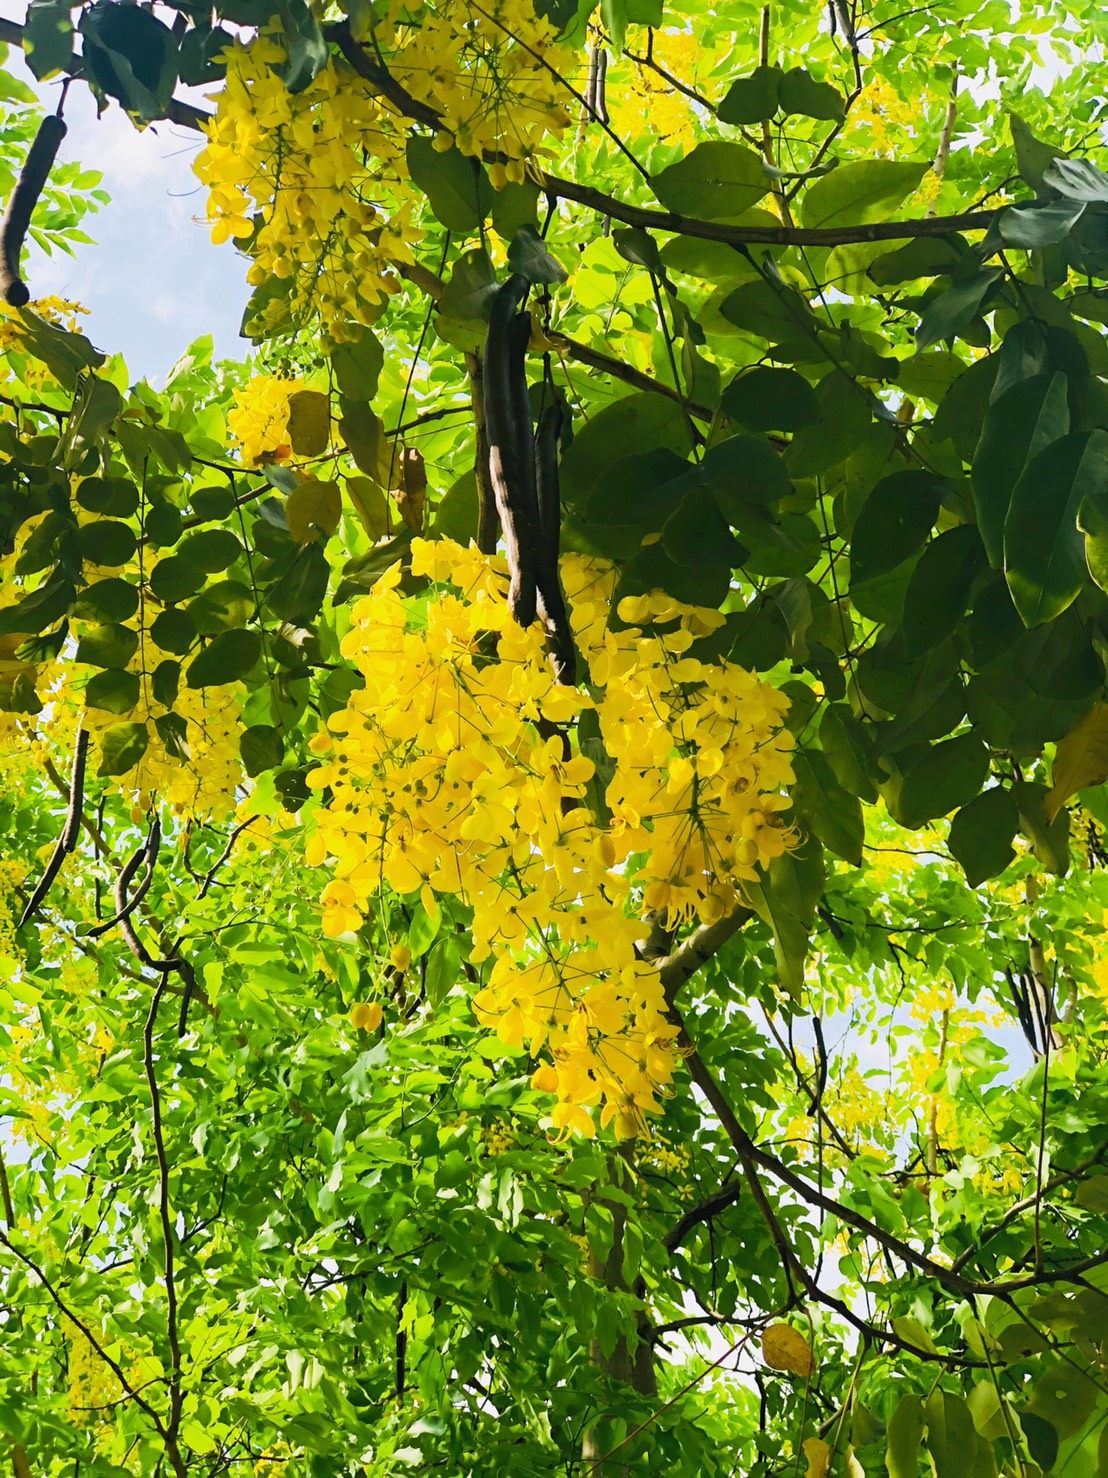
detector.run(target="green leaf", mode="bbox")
[925,1390,976,1478]
[700,435,794,512]
[999,199,1086,248]
[436,249,499,344]
[562,397,690,511]
[1009,111,1067,194]
[330,325,384,402]
[80,519,138,568]
[80,0,179,119]
[1027,1360,1097,1437]
[1045,703,1108,820]
[73,578,138,623]
[150,555,206,603]
[901,526,988,654]
[507,225,568,285]
[276,0,328,92]
[948,786,1019,885]
[491,179,540,237]
[895,733,990,829]
[915,269,1003,352]
[651,142,769,220]
[777,67,844,121]
[84,667,140,715]
[613,543,730,610]
[151,658,179,708]
[177,529,242,574]
[819,703,878,803]
[240,724,284,777]
[792,749,864,864]
[721,368,818,432]
[1045,156,1108,203]
[719,279,815,344]
[187,581,253,635]
[433,471,479,544]
[287,390,331,458]
[1018,1413,1059,1471]
[661,487,742,567]
[886,1392,924,1478]
[717,65,781,125]
[1015,781,1070,873]
[186,629,261,688]
[24,0,75,78]
[1004,430,1108,627]
[850,471,946,586]
[972,371,1070,568]
[75,623,139,669]
[97,720,149,776]
[406,136,491,231]
[746,833,825,997]
[800,160,929,229]
[76,475,138,519]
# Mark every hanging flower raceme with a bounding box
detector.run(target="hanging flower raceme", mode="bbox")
[195,4,573,335]
[307,539,796,1135]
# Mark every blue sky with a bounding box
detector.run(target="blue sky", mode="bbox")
[2,20,250,382]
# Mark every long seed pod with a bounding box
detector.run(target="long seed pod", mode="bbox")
[1,113,68,308]
[484,274,540,626]
[17,727,89,927]
[533,401,577,687]
[87,814,162,938]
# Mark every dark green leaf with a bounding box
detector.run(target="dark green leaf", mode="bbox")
[901,525,988,654]
[76,475,138,517]
[406,136,491,231]
[24,0,75,78]
[717,65,781,125]
[1014,780,1070,874]
[661,487,742,567]
[187,581,254,634]
[1004,430,1108,627]
[73,578,138,623]
[651,142,769,220]
[792,749,864,864]
[896,733,990,829]
[507,225,568,285]
[819,703,878,803]
[97,720,149,776]
[151,659,179,708]
[241,724,284,777]
[186,628,261,688]
[149,555,206,603]
[886,1392,924,1478]
[721,368,818,432]
[700,435,794,512]
[850,471,946,585]
[84,667,140,715]
[948,786,1019,885]
[1044,156,1108,203]
[777,67,844,121]
[972,371,1070,568]
[75,623,138,669]
[916,269,1003,352]
[80,519,137,568]
[178,529,242,574]
[746,833,825,997]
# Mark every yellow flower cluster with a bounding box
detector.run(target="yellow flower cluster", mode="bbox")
[306,538,795,1136]
[607,30,702,148]
[227,374,299,466]
[195,1,572,332]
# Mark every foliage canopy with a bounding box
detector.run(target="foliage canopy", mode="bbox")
[2,0,1108,1472]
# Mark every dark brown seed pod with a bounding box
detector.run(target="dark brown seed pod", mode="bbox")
[1,113,68,308]
[533,401,576,687]
[484,274,540,627]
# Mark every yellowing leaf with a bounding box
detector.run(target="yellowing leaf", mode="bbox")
[286,477,341,544]
[1046,703,1108,821]
[803,1437,831,1477]
[762,1322,813,1377]
[286,388,331,457]
[345,475,389,540]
